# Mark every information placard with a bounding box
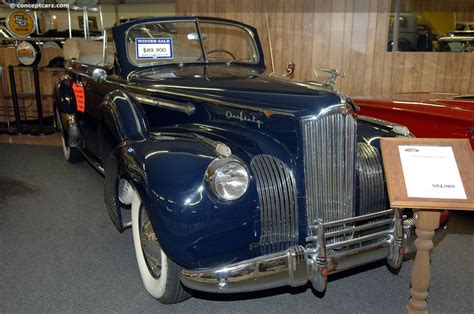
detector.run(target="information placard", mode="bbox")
[136,38,173,60]
[380,138,474,210]
[398,145,467,199]
[381,138,473,314]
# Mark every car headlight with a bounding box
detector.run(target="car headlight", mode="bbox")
[206,159,249,201]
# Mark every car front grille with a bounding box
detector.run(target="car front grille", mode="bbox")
[253,104,392,254]
[251,154,299,254]
[301,105,357,238]
[355,142,388,215]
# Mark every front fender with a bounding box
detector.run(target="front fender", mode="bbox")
[101,90,150,231]
[100,90,150,149]
[120,136,261,270]
[54,75,75,114]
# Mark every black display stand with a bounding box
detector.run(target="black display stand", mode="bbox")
[29,66,55,136]
[0,67,7,134]
[7,65,30,135]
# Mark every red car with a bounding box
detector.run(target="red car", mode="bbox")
[354,94,474,150]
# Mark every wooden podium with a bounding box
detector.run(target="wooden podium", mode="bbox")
[380,138,474,314]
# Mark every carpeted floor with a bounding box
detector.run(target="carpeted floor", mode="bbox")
[0,143,473,313]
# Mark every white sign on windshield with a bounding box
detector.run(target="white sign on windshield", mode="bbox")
[136,38,173,59]
[399,145,467,199]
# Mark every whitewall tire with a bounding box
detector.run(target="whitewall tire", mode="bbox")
[131,191,190,304]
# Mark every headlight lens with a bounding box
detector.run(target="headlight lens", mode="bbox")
[207,159,249,201]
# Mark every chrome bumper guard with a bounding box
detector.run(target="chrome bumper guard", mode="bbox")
[180,209,448,294]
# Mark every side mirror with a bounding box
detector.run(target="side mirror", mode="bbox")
[92,68,107,82]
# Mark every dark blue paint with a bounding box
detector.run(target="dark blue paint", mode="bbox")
[55,16,401,270]
[54,77,75,114]
[131,64,344,118]
[100,90,150,143]
[119,137,260,269]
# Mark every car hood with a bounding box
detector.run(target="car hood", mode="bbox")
[129,64,345,118]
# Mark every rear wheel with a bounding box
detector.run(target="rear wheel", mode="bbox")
[55,107,83,163]
[131,190,191,304]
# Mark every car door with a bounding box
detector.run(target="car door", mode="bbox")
[70,62,108,160]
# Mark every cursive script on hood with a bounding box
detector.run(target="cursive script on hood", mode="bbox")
[225,111,264,128]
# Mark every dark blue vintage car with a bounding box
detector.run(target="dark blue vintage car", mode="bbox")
[54,16,446,304]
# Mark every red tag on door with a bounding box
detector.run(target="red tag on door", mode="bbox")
[72,82,85,113]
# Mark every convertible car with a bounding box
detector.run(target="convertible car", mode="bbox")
[54,16,447,304]
[354,95,474,150]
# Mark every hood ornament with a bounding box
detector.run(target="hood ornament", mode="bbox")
[313,69,346,89]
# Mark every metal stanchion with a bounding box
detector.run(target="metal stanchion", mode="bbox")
[30,66,55,136]
[0,67,8,134]
[7,65,30,135]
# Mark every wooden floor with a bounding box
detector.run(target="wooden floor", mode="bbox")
[0,132,61,146]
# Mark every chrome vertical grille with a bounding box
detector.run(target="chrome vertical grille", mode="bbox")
[251,155,299,254]
[302,105,357,234]
[355,142,388,215]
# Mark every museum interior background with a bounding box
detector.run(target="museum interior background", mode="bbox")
[176,0,474,96]
[0,1,473,312]
[0,0,473,125]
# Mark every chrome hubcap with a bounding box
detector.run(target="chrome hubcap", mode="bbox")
[139,205,162,278]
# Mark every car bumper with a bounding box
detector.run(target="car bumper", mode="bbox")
[180,209,448,294]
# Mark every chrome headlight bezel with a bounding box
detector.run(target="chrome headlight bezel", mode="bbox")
[206,158,250,201]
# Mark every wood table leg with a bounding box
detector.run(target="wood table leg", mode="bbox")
[406,210,441,314]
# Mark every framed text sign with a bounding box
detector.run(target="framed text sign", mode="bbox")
[380,138,474,210]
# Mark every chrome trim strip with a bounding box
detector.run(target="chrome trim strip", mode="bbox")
[326,230,391,251]
[358,115,411,136]
[358,115,400,127]
[78,147,105,176]
[324,218,393,238]
[322,208,393,228]
[131,93,195,116]
[65,63,295,118]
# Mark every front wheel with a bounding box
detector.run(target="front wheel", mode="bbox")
[131,190,191,304]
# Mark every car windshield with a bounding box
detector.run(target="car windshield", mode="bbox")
[125,20,259,66]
